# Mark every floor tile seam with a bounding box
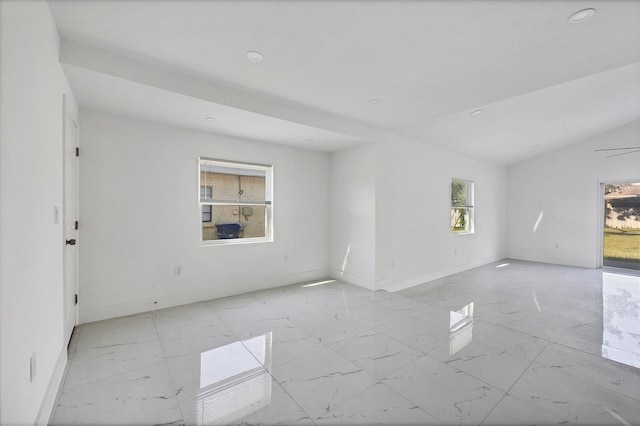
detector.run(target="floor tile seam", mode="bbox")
[348,307,437,336]
[204,295,263,316]
[266,336,379,388]
[61,350,169,391]
[170,367,277,414]
[150,311,188,426]
[493,320,559,347]
[329,337,427,382]
[267,375,328,424]
[496,340,603,425]
[477,393,509,426]
[155,359,186,422]
[543,337,640,382]
[285,316,374,346]
[74,334,162,353]
[403,309,453,331]
[423,335,544,367]
[232,321,346,406]
[58,358,170,393]
[257,354,326,424]
[527,358,640,402]
[482,320,555,360]
[547,338,640,373]
[318,379,437,424]
[376,380,453,426]
[419,351,509,395]
[73,336,164,357]
[477,341,551,425]
[364,323,446,359]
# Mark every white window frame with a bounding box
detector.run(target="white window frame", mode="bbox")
[199,157,273,246]
[451,178,474,235]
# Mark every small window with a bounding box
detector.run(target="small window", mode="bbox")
[199,158,273,244]
[200,185,212,200]
[201,205,212,222]
[451,178,474,234]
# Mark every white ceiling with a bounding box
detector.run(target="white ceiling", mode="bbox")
[48,0,640,164]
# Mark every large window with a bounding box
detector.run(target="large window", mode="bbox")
[199,158,273,244]
[451,178,474,234]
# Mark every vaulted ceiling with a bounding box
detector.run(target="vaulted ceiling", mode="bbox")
[49,1,640,164]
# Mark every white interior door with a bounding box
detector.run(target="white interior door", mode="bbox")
[63,95,79,345]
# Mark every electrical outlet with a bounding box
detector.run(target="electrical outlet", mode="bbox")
[174,266,182,276]
[30,352,36,383]
[283,255,288,263]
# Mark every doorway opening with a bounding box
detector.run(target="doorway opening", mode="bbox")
[603,182,640,270]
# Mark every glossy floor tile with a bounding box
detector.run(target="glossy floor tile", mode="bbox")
[51,260,640,425]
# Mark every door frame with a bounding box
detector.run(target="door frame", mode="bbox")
[62,94,79,343]
[597,182,605,269]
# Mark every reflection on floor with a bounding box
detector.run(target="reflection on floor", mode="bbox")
[52,260,640,425]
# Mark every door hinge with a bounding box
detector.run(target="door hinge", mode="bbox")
[75,220,79,230]
[75,147,79,157]
[75,294,78,305]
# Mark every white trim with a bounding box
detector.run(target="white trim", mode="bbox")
[451,178,475,234]
[34,346,68,425]
[328,268,375,291]
[198,157,273,245]
[597,182,605,269]
[200,236,273,246]
[78,269,329,323]
[379,255,504,293]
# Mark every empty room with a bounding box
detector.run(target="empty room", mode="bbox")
[1,1,639,425]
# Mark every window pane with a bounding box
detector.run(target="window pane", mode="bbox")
[200,186,212,200]
[201,205,267,241]
[451,180,472,207]
[240,175,266,202]
[201,205,212,222]
[451,207,470,232]
[201,172,241,201]
[199,158,272,244]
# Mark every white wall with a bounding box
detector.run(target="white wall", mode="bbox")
[507,121,640,268]
[0,1,78,424]
[78,110,330,323]
[375,136,507,291]
[329,144,376,289]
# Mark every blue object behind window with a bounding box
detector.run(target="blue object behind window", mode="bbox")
[216,223,242,239]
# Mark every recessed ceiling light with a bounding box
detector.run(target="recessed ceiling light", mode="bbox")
[204,116,216,121]
[246,51,263,62]
[470,109,483,117]
[368,99,381,104]
[568,8,596,23]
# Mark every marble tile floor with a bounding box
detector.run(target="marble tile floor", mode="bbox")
[51,260,640,425]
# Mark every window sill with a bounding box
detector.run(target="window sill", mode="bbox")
[199,237,273,246]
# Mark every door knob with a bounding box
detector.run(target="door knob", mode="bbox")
[66,239,76,246]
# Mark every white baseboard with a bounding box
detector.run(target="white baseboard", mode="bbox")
[379,256,505,293]
[79,269,329,323]
[328,268,375,290]
[34,345,68,425]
